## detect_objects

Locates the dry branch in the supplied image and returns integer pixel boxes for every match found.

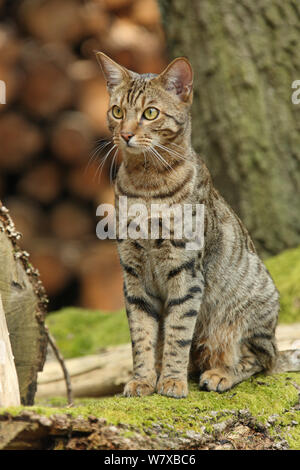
[45,329,73,405]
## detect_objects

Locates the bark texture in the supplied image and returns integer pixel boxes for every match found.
[159,0,300,255]
[0,202,48,405]
[0,410,287,450]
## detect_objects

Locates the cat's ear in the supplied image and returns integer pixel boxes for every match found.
[96,52,129,93]
[158,57,193,103]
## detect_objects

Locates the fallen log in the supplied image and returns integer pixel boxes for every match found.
[275,323,300,351]
[36,324,300,400]
[37,343,132,399]
[0,202,48,405]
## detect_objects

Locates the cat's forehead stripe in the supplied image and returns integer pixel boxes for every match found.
[127,79,145,106]
[125,74,157,107]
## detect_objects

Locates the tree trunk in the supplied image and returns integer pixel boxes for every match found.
[158,0,300,256]
[0,202,48,405]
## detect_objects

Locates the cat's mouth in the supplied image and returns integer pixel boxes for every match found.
[118,137,151,155]
[120,142,142,154]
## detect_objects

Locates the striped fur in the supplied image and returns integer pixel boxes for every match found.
[97,53,300,398]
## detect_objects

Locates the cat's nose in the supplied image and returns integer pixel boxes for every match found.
[121,132,134,143]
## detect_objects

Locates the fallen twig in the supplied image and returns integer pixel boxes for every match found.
[45,326,73,405]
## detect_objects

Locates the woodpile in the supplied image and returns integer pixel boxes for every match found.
[0,0,166,311]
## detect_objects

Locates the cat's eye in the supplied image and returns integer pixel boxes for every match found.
[112,105,123,119]
[143,107,159,120]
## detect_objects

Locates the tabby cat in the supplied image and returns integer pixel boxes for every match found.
[97,52,300,398]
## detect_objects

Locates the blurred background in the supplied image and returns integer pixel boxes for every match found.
[0,0,299,409]
[0,0,300,318]
[0,0,167,312]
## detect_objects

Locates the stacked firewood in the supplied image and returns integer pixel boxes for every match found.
[0,0,166,311]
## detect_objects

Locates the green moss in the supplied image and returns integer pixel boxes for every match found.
[3,373,300,448]
[46,308,130,358]
[265,245,300,323]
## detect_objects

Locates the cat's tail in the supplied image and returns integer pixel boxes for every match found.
[272,349,300,373]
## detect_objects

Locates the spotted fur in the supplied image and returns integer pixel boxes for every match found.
[97,52,300,398]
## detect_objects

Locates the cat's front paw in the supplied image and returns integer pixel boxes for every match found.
[156,377,188,398]
[123,377,156,397]
[199,368,234,392]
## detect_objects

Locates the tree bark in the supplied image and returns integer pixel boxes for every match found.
[158,0,300,256]
[0,202,48,405]
[0,408,286,450]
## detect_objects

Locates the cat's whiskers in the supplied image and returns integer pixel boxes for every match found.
[145,147,158,171]
[155,143,194,165]
[109,147,119,184]
[150,146,173,172]
[95,138,111,145]
[140,145,181,183]
[169,141,187,151]
[94,143,117,183]
[85,139,112,175]
[148,147,167,170]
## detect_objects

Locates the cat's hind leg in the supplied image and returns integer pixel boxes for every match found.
[199,353,262,392]
[198,336,276,392]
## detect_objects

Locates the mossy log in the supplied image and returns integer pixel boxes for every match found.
[0,408,287,450]
[2,371,300,450]
[0,202,48,405]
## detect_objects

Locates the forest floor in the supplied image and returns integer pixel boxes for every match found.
[1,373,299,450]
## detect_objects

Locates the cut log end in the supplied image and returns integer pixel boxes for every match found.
[0,201,48,405]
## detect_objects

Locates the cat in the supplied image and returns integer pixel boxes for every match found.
[96,52,300,398]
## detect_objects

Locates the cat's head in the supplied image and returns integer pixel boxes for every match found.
[96,52,193,157]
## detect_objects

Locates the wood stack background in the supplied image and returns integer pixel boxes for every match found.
[0,0,166,311]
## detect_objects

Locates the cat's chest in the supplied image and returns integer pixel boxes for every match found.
[117,234,194,299]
